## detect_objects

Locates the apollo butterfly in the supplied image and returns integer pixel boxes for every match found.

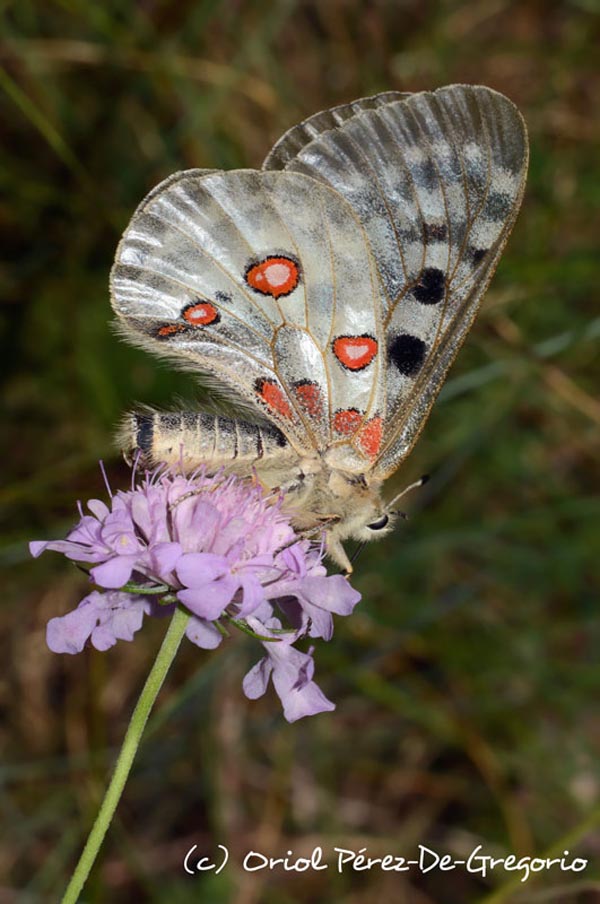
[111,85,528,572]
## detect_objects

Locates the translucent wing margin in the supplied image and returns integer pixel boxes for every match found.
[265,85,529,477]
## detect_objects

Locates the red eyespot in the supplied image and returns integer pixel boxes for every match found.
[256,378,292,418]
[294,381,324,418]
[182,301,220,326]
[156,323,187,338]
[332,335,378,371]
[333,408,363,436]
[356,415,383,459]
[246,256,300,298]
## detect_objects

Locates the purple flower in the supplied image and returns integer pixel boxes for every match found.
[31,465,361,721]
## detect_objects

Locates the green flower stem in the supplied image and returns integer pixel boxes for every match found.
[61,605,190,904]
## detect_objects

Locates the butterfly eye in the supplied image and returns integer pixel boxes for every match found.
[366,514,389,531]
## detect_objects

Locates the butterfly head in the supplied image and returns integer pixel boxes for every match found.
[310,471,430,572]
[314,487,396,574]
[288,467,395,571]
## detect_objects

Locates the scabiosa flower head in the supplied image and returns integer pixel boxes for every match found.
[31,465,361,721]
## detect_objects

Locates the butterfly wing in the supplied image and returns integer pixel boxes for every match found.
[110,167,386,469]
[263,85,529,478]
[264,91,408,170]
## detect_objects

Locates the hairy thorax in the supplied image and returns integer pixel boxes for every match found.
[276,456,389,542]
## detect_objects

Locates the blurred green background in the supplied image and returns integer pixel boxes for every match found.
[2,1,599,902]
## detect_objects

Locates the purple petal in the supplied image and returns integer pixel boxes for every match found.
[149,541,182,579]
[91,603,145,651]
[90,554,139,588]
[176,552,229,588]
[250,600,276,623]
[265,519,296,553]
[281,543,307,576]
[100,511,141,554]
[275,597,305,633]
[46,593,104,654]
[177,575,239,619]
[236,573,267,616]
[293,646,316,688]
[277,676,335,722]
[269,646,334,721]
[242,656,273,699]
[29,538,106,563]
[129,493,153,538]
[184,499,222,549]
[66,516,105,546]
[257,642,336,722]
[236,555,281,584]
[87,499,110,520]
[30,540,49,558]
[300,603,334,641]
[185,617,223,649]
[131,492,171,545]
[210,516,251,556]
[299,575,362,615]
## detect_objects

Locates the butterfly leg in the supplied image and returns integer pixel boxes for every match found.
[293,513,353,573]
[325,534,354,576]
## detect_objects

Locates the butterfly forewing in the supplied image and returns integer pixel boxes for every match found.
[111,169,385,465]
[264,85,528,476]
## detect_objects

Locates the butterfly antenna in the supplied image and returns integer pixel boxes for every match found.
[386,474,429,513]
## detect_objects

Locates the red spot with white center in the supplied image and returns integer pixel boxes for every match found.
[332,335,378,371]
[182,301,220,326]
[246,256,299,298]
[256,378,292,419]
[294,381,324,418]
[356,415,383,459]
[333,408,363,436]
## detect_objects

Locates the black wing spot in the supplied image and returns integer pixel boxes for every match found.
[424,223,447,242]
[412,267,445,305]
[264,424,288,448]
[485,191,512,222]
[413,159,438,189]
[388,334,427,377]
[470,247,488,265]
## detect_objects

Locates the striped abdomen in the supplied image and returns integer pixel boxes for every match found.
[120,410,297,475]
